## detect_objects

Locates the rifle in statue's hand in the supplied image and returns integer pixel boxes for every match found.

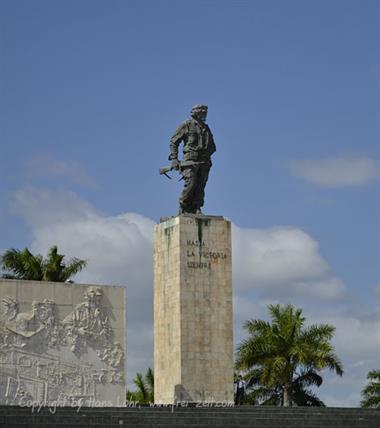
[159,165,174,179]
[160,161,203,181]
[159,160,199,180]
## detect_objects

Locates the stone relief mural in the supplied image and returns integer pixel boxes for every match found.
[0,284,125,406]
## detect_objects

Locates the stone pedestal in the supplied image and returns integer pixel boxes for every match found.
[154,214,233,404]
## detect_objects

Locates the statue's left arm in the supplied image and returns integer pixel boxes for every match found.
[207,126,216,156]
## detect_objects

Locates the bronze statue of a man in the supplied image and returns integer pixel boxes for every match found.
[168,104,216,214]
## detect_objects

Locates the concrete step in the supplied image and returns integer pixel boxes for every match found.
[0,406,379,428]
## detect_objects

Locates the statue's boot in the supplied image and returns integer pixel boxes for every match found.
[179,206,198,215]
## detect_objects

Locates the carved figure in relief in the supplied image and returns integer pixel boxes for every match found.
[71,371,84,396]
[0,286,125,405]
[33,299,60,346]
[100,341,124,368]
[0,288,123,365]
[2,299,61,351]
[109,369,124,384]
[0,297,18,322]
[7,302,39,335]
[0,297,18,348]
[6,299,55,336]
[62,287,111,354]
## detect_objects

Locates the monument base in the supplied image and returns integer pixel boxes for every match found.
[154,214,234,404]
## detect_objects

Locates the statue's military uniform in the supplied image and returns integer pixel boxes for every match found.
[169,117,216,213]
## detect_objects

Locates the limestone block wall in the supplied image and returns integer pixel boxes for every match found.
[0,279,126,407]
[154,215,233,404]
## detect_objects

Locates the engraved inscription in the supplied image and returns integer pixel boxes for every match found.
[187,261,211,269]
[187,240,205,246]
[199,251,226,260]
[185,239,228,269]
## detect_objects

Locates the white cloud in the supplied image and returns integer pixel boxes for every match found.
[288,278,347,300]
[289,154,380,187]
[27,155,96,187]
[233,225,329,287]
[232,224,346,300]
[12,187,98,229]
[320,312,380,362]
[314,310,380,407]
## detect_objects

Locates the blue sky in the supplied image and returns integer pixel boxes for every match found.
[0,0,379,406]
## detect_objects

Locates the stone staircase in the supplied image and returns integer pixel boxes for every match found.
[0,405,379,428]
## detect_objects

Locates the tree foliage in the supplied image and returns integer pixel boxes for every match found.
[361,370,380,408]
[243,367,325,406]
[127,368,154,404]
[1,246,87,282]
[236,304,343,406]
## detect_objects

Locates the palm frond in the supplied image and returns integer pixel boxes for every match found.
[133,372,148,401]
[361,396,380,408]
[60,258,87,281]
[361,369,380,408]
[1,248,44,280]
[1,246,86,283]
[367,370,380,381]
[235,303,343,407]
[294,370,323,388]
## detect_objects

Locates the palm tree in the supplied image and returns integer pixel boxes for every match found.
[244,367,325,406]
[236,304,343,407]
[361,370,380,408]
[1,246,86,282]
[127,368,154,404]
